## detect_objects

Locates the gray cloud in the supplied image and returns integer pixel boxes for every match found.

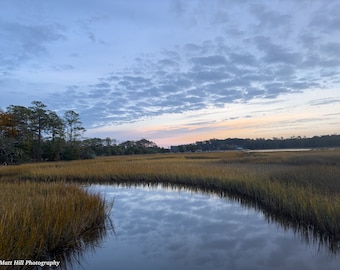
[264,82,290,98]
[1,0,336,134]
[321,42,340,57]
[309,2,340,33]
[47,28,337,129]
[299,32,320,50]
[190,55,228,66]
[0,21,66,70]
[229,52,257,67]
[250,3,292,30]
[253,36,301,65]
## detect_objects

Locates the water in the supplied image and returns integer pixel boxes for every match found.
[70,184,339,270]
[246,148,311,152]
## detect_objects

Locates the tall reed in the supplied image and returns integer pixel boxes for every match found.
[0,181,112,265]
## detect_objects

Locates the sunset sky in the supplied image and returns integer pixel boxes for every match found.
[1,0,339,147]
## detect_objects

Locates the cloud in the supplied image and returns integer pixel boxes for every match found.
[46,28,336,129]
[309,98,340,106]
[228,52,257,66]
[321,42,340,56]
[250,3,292,30]
[190,55,228,66]
[52,64,74,71]
[1,0,338,142]
[0,20,66,70]
[252,36,301,65]
[309,1,340,33]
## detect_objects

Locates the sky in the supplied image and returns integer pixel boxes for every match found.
[0,0,339,147]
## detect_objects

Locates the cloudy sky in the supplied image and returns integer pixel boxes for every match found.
[1,0,339,147]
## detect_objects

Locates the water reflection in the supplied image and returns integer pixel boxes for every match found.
[54,216,114,270]
[227,193,340,255]
[106,181,340,255]
[70,183,340,270]
[29,201,114,270]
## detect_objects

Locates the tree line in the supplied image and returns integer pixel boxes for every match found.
[0,101,167,164]
[171,135,340,152]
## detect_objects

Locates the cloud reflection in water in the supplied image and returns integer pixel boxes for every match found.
[74,185,339,270]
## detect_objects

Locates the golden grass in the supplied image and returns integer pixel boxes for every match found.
[0,149,340,247]
[0,181,112,264]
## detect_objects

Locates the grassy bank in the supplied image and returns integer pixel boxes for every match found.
[1,149,340,250]
[0,181,112,265]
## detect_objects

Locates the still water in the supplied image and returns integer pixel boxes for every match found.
[71,184,339,270]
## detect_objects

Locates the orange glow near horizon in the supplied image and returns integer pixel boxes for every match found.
[86,94,340,148]
[147,110,339,147]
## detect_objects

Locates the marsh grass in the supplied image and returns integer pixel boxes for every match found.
[0,181,113,267]
[1,149,340,252]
